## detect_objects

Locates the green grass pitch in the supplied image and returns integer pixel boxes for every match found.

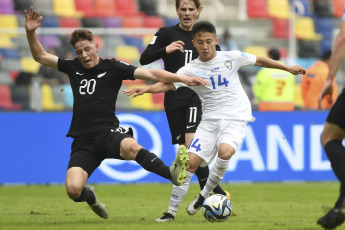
[0,182,339,230]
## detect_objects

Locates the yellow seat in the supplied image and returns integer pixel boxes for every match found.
[52,0,83,17]
[295,17,323,41]
[0,35,15,48]
[267,0,290,19]
[0,15,19,37]
[115,45,140,63]
[243,46,268,57]
[41,84,64,110]
[128,84,162,111]
[20,57,41,74]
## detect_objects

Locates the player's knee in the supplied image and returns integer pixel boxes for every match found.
[120,138,142,160]
[65,183,83,200]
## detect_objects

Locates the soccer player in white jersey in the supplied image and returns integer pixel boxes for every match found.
[124,21,306,218]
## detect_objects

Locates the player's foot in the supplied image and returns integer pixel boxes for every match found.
[225,190,231,201]
[317,207,345,229]
[187,194,206,215]
[85,185,109,219]
[170,145,188,186]
[155,212,175,222]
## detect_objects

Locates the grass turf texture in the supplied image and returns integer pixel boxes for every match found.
[0,182,339,230]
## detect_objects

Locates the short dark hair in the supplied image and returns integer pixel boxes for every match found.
[268,48,280,60]
[70,29,94,47]
[321,50,332,61]
[192,21,217,37]
[175,0,203,19]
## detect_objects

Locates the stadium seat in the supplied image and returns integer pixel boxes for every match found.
[33,0,53,16]
[164,18,180,26]
[94,0,117,17]
[41,84,64,111]
[267,0,290,19]
[0,0,15,14]
[37,35,62,48]
[152,93,164,110]
[312,0,332,17]
[59,17,81,28]
[123,36,143,49]
[315,17,334,36]
[0,35,15,48]
[0,58,22,71]
[0,14,18,37]
[52,0,82,17]
[128,84,162,110]
[116,0,142,16]
[297,40,320,58]
[272,18,290,38]
[20,57,41,74]
[295,17,323,41]
[115,45,140,64]
[102,17,122,28]
[13,0,31,13]
[244,46,268,57]
[81,17,103,28]
[144,16,164,28]
[122,15,144,28]
[41,16,60,28]
[11,84,30,109]
[74,0,95,17]
[333,0,345,18]
[246,0,268,18]
[0,48,20,59]
[0,84,22,110]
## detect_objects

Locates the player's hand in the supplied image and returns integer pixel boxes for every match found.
[287,65,306,75]
[182,76,209,87]
[25,7,42,32]
[166,41,185,54]
[123,87,148,98]
[318,79,333,110]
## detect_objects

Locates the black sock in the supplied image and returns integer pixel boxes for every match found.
[195,166,226,195]
[135,148,171,180]
[324,139,345,208]
[73,187,96,205]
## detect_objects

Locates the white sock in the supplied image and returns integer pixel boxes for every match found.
[201,157,229,198]
[168,171,193,215]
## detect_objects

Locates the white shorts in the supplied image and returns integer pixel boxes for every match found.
[187,119,247,167]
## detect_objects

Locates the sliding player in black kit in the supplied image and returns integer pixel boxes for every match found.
[25,6,208,219]
[140,0,230,222]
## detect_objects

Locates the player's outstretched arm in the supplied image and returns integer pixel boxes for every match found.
[123,82,174,98]
[133,67,208,86]
[25,7,58,69]
[255,56,306,75]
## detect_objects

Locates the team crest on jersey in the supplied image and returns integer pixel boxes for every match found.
[224,60,232,70]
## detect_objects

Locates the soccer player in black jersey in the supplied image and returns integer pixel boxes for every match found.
[24,7,208,219]
[140,0,229,222]
[317,5,345,229]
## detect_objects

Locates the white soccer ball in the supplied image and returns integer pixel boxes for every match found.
[202,194,231,222]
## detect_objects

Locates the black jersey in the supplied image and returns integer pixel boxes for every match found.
[140,24,201,111]
[58,58,136,138]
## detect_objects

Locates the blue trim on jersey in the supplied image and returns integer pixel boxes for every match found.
[120,61,130,65]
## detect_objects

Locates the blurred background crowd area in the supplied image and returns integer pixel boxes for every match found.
[0,0,345,112]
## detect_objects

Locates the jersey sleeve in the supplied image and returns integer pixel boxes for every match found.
[230,50,256,68]
[58,58,79,74]
[110,59,137,80]
[139,27,171,65]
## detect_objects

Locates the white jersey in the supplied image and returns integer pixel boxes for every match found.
[175,50,256,122]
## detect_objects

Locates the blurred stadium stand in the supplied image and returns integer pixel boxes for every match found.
[0,0,344,111]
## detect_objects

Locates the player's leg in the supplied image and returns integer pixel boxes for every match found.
[66,145,108,219]
[185,103,229,199]
[317,91,345,229]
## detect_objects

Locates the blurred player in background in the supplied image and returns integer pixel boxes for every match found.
[301,50,338,110]
[139,0,229,222]
[126,21,306,218]
[317,6,345,230]
[24,6,210,220]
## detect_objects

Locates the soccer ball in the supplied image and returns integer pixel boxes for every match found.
[202,194,231,222]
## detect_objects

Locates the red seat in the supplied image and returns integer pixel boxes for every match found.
[94,0,117,17]
[0,84,22,110]
[144,16,164,28]
[74,0,95,17]
[333,0,345,18]
[272,18,289,38]
[247,0,268,18]
[59,17,81,28]
[116,0,143,16]
[152,92,164,109]
[122,15,144,28]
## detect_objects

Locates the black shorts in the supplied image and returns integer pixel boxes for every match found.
[326,88,345,130]
[166,102,202,145]
[67,128,133,177]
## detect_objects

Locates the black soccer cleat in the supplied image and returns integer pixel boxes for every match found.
[317,208,345,229]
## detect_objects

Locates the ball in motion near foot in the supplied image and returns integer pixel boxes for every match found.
[202,194,231,222]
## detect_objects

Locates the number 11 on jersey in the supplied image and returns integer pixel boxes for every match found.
[185,50,193,65]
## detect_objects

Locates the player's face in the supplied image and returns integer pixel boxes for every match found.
[192,32,218,62]
[176,0,200,31]
[73,40,100,69]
